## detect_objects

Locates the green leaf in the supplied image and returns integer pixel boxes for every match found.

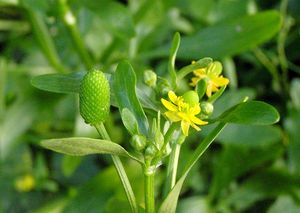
[158,123,226,213]
[40,137,141,163]
[177,196,211,213]
[267,196,300,213]
[196,79,207,100]
[290,78,300,110]
[121,108,139,136]
[284,111,300,173]
[225,169,300,211]
[217,124,282,147]
[31,72,84,94]
[142,11,281,59]
[112,60,149,136]
[218,101,280,125]
[209,143,283,200]
[83,0,135,40]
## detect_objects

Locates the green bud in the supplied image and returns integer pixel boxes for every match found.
[79,70,110,125]
[144,70,157,87]
[162,143,171,157]
[144,145,157,161]
[200,102,214,116]
[183,90,199,106]
[130,135,147,152]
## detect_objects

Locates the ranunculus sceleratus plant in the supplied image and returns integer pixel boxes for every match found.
[33,33,279,213]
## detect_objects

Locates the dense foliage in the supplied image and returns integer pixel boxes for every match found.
[0,0,300,212]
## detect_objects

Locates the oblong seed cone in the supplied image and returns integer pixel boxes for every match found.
[79,70,110,125]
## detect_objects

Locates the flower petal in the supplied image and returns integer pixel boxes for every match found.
[191,116,208,125]
[168,91,178,103]
[181,120,190,136]
[206,83,213,97]
[190,122,201,131]
[213,76,229,86]
[177,112,190,121]
[165,111,181,122]
[161,99,177,111]
[189,104,201,115]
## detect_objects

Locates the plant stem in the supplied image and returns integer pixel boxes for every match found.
[58,1,93,69]
[0,59,6,120]
[277,0,293,94]
[253,48,281,92]
[25,8,66,73]
[144,167,155,213]
[177,57,212,80]
[163,143,181,197]
[94,123,138,213]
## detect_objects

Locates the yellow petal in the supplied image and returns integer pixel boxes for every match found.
[161,99,177,111]
[177,112,190,121]
[189,104,201,115]
[190,77,199,87]
[190,122,201,131]
[181,120,190,136]
[165,111,181,122]
[191,116,208,125]
[168,91,178,103]
[206,83,213,97]
[213,76,229,86]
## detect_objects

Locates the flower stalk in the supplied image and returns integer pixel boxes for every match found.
[95,123,138,213]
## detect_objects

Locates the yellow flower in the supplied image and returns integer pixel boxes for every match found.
[190,61,229,97]
[15,174,35,192]
[161,91,208,136]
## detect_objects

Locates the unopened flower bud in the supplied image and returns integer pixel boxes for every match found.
[144,70,157,87]
[144,145,157,161]
[130,134,147,152]
[200,101,214,116]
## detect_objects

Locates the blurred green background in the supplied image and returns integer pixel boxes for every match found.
[0,0,300,212]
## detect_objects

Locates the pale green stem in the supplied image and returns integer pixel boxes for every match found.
[176,57,212,80]
[25,8,66,73]
[94,123,138,213]
[253,48,281,92]
[163,143,181,198]
[144,167,155,213]
[59,1,93,69]
[277,0,293,94]
[0,59,6,120]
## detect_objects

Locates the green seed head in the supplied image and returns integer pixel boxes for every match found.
[79,70,110,125]
[183,90,199,106]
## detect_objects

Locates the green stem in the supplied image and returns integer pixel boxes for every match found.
[183,123,226,174]
[144,167,155,213]
[177,57,212,80]
[59,1,93,69]
[0,59,6,120]
[25,8,66,73]
[277,0,293,94]
[94,123,138,213]
[253,48,281,92]
[163,143,181,198]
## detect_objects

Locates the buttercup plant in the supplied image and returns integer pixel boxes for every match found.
[32,33,280,213]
